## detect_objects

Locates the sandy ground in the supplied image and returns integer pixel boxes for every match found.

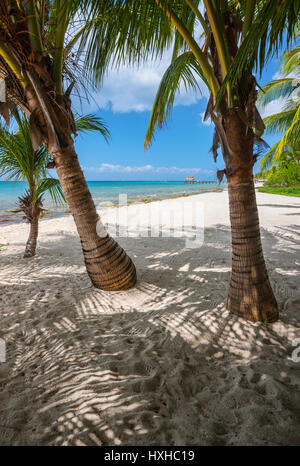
[0,190,299,446]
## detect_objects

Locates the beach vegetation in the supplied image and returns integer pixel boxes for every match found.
[258,32,300,172]
[264,156,300,187]
[258,186,300,197]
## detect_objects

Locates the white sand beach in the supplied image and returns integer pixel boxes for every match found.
[0,190,299,446]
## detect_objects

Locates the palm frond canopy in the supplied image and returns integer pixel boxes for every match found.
[258,32,300,106]
[0,1,173,102]
[0,0,174,153]
[216,0,299,106]
[259,138,300,172]
[259,36,300,169]
[0,1,298,154]
[139,0,299,147]
[263,108,298,135]
[258,78,300,106]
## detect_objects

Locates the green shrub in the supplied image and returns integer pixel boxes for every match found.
[265,159,300,186]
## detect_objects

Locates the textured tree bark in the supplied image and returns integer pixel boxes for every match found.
[23,71,136,291]
[24,215,39,258]
[53,145,137,290]
[224,110,278,322]
[227,176,278,322]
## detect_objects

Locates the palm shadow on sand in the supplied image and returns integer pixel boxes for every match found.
[0,225,299,445]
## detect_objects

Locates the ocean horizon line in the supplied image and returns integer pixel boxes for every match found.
[0,179,220,183]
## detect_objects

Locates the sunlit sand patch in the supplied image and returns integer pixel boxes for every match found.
[0,191,299,445]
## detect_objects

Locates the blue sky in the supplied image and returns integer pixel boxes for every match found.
[73,50,285,182]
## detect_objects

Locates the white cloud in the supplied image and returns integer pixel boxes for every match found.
[257,70,299,119]
[82,163,214,175]
[199,112,212,126]
[257,97,286,119]
[75,49,209,114]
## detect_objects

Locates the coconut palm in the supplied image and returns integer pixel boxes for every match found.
[258,33,300,172]
[0,111,110,258]
[0,114,64,257]
[260,140,300,173]
[137,0,298,322]
[0,0,140,290]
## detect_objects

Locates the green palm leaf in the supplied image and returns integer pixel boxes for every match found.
[34,178,65,205]
[259,141,281,171]
[271,104,300,159]
[258,37,300,169]
[74,113,110,143]
[171,1,198,61]
[0,122,30,182]
[145,51,205,148]
[216,0,299,107]
[0,114,65,205]
[75,0,174,87]
[0,110,109,206]
[258,78,300,106]
[263,108,298,135]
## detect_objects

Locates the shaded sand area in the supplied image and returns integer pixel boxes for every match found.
[0,191,299,446]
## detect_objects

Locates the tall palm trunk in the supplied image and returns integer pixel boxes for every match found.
[53,145,137,290]
[224,110,278,322]
[24,214,39,258]
[24,73,136,291]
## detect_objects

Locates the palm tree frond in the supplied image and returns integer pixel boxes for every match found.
[263,108,298,135]
[259,141,281,172]
[78,0,174,87]
[145,51,204,149]
[281,46,300,76]
[216,0,299,107]
[74,113,110,143]
[258,78,300,106]
[34,178,65,205]
[0,122,31,182]
[272,104,300,160]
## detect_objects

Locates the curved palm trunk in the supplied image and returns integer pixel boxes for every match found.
[53,145,137,290]
[24,215,39,258]
[224,110,278,323]
[23,71,136,291]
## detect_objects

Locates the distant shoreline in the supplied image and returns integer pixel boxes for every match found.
[0,182,225,225]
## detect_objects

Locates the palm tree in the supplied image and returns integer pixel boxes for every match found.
[0,1,138,290]
[139,0,298,322]
[260,140,300,173]
[0,114,64,257]
[0,112,109,258]
[258,33,300,172]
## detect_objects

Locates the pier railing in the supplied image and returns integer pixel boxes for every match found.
[184,180,227,184]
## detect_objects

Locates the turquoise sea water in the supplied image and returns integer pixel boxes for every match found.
[0,180,225,223]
